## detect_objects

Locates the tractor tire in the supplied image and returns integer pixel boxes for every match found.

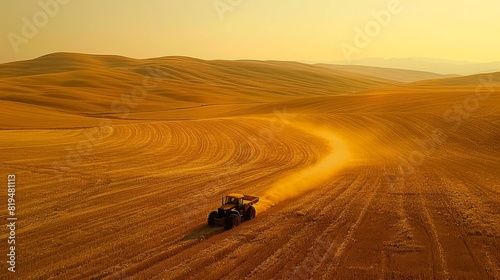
[224,214,241,230]
[244,206,256,221]
[208,211,217,226]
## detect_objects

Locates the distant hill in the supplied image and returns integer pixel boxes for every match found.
[411,72,500,87]
[335,57,500,75]
[315,64,457,83]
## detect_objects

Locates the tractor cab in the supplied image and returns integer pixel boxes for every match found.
[222,193,244,209]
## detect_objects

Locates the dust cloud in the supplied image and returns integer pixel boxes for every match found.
[255,124,351,212]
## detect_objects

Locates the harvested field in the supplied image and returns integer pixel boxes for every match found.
[0,53,499,279]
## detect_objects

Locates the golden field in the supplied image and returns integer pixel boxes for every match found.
[0,53,499,279]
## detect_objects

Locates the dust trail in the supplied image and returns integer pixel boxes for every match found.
[255,123,350,212]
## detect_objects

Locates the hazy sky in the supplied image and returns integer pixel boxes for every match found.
[1,0,499,63]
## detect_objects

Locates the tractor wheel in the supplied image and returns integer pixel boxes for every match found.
[224,214,241,230]
[208,211,217,226]
[244,206,256,221]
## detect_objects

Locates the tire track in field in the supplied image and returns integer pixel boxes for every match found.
[378,166,421,279]
[426,164,498,279]
[242,168,367,280]
[414,171,450,279]
[265,167,370,279]
[319,170,384,279]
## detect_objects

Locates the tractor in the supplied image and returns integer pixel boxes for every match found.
[208,193,259,230]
